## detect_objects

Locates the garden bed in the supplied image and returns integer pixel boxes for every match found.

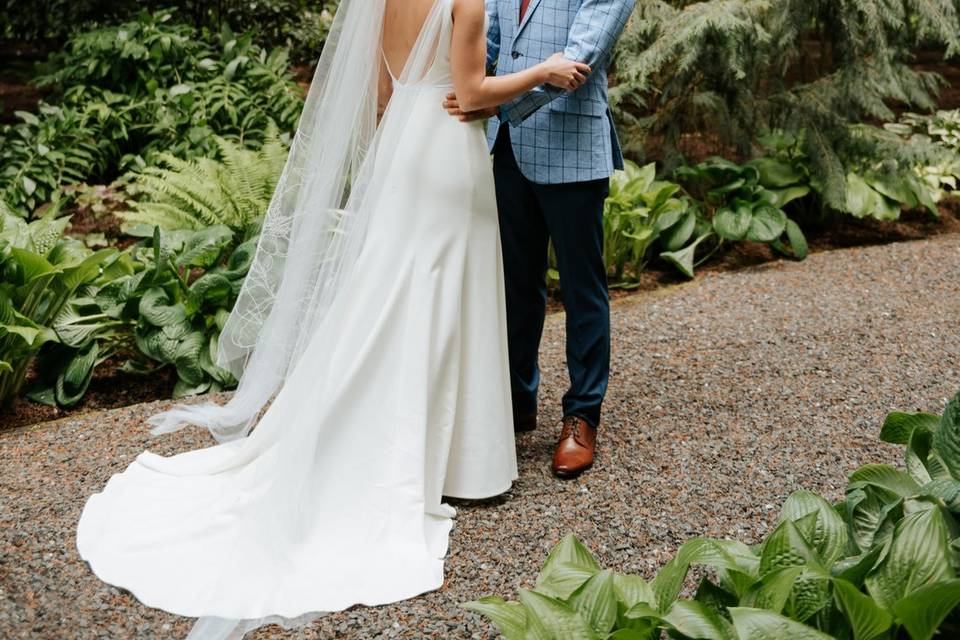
[2,201,957,433]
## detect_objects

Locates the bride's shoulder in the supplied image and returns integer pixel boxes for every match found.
[451,0,485,20]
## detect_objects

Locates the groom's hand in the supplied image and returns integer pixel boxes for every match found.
[444,92,498,122]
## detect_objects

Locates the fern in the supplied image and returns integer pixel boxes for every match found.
[120,124,289,233]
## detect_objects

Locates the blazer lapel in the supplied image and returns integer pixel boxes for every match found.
[516,0,543,40]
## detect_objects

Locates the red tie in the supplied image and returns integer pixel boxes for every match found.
[520,0,531,21]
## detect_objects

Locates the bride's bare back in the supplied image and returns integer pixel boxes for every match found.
[380,0,591,114]
[382,0,439,78]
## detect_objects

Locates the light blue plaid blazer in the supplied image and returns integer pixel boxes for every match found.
[485,0,635,185]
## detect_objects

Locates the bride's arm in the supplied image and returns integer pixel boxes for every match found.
[450,0,591,112]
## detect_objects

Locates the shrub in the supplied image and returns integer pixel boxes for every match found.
[0,9,304,216]
[611,0,960,211]
[29,225,252,406]
[466,389,960,639]
[0,202,116,406]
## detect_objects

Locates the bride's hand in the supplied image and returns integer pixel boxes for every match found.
[538,53,591,92]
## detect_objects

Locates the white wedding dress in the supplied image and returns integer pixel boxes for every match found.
[77,0,517,634]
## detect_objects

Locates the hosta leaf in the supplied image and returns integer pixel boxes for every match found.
[881,412,940,445]
[568,569,617,634]
[712,206,751,241]
[659,232,712,279]
[9,247,56,282]
[662,600,735,640]
[694,577,738,617]
[188,272,232,310]
[728,607,834,639]
[759,520,821,576]
[139,287,187,327]
[785,568,831,622]
[535,535,601,599]
[59,248,116,292]
[175,225,234,269]
[63,341,98,390]
[906,427,937,485]
[740,566,803,613]
[659,209,696,251]
[172,377,211,398]
[463,596,526,640]
[845,172,884,219]
[921,479,960,513]
[892,578,960,640]
[765,185,811,208]
[780,491,849,564]
[850,465,922,497]
[613,573,655,609]
[845,484,903,554]
[832,578,893,640]
[0,323,41,346]
[784,219,808,259]
[745,205,787,243]
[55,342,99,407]
[935,390,960,480]
[865,508,953,610]
[0,360,12,373]
[749,157,804,188]
[174,331,206,387]
[650,539,717,612]
[517,588,597,640]
[832,544,885,587]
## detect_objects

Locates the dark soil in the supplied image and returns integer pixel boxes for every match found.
[0,357,177,432]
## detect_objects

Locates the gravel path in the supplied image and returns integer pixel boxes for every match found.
[3,235,959,639]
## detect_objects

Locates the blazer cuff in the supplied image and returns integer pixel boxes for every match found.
[501,85,563,125]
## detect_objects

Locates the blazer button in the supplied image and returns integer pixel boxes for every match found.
[511,51,520,59]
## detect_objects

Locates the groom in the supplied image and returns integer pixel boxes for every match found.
[445,0,635,478]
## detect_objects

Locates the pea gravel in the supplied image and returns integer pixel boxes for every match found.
[2,234,959,639]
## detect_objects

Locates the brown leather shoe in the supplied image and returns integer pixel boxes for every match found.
[552,415,597,479]
[514,410,537,433]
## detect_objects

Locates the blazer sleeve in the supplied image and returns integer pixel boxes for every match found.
[499,0,635,126]
[485,0,500,73]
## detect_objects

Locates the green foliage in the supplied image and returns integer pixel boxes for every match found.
[611,0,960,209]
[886,109,960,153]
[602,161,696,287]
[0,105,117,213]
[119,128,289,233]
[1,0,335,58]
[0,9,304,216]
[675,153,810,270]
[884,109,960,203]
[29,225,251,406]
[0,204,116,406]
[466,389,960,639]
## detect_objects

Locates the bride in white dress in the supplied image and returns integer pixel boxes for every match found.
[76,0,590,637]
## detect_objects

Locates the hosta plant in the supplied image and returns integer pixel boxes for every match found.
[466,389,960,639]
[602,161,694,288]
[0,206,116,406]
[29,225,252,406]
[671,154,810,277]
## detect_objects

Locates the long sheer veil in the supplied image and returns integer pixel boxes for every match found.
[145,0,436,443]
[140,0,457,637]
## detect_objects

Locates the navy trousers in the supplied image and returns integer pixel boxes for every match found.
[492,124,611,428]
